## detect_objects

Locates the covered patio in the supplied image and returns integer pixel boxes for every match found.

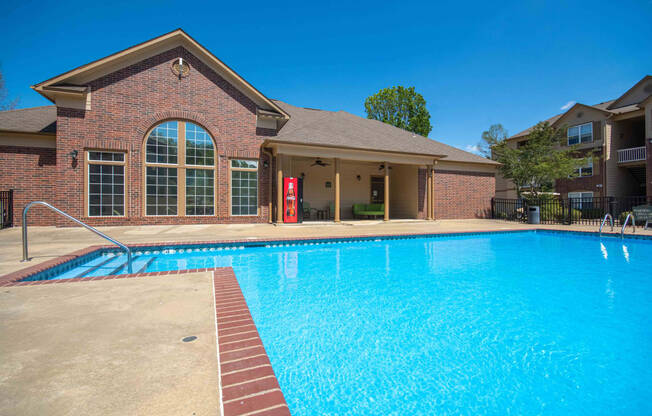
[267,142,441,223]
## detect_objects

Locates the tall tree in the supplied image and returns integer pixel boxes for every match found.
[492,121,586,198]
[478,124,508,159]
[0,68,19,111]
[364,86,432,137]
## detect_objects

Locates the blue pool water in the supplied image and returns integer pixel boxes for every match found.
[29,231,652,415]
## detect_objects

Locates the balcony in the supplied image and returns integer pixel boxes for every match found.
[617,146,646,165]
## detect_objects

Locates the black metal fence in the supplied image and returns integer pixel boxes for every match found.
[492,195,652,226]
[0,190,13,228]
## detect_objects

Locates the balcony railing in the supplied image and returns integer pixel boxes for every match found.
[617,146,646,164]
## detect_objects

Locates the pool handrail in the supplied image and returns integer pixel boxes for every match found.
[599,213,614,235]
[21,201,133,273]
[621,213,635,238]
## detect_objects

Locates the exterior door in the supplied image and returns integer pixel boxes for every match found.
[370,176,384,203]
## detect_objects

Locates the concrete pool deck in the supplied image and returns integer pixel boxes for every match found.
[0,272,220,416]
[1,218,651,415]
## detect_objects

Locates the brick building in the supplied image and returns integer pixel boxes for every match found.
[0,29,497,227]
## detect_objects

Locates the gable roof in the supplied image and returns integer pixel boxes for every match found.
[32,29,288,120]
[509,75,652,141]
[607,75,652,110]
[0,106,56,134]
[269,100,499,165]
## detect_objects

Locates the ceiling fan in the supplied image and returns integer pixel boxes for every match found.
[310,158,330,167]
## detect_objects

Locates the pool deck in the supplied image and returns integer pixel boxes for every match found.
[1,218,651,415]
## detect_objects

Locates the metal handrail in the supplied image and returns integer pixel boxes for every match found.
[22,201,132,273]
[621,213,636,238]
[599,213,614,235]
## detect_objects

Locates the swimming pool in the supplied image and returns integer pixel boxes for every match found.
[21,230,652,414]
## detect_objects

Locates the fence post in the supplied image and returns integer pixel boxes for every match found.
[491,197,495,219]
[568,198,573,225]
[8,189,13,227]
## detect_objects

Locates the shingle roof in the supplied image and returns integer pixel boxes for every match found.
[0,106,56,134]
[271,100,498,165]
[507,89,651,141]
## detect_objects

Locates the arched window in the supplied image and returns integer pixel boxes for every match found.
[144,121,216,216]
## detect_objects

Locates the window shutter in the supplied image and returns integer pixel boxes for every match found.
[592,121,602,142]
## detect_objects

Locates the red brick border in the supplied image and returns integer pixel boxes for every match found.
[213,268,291,416]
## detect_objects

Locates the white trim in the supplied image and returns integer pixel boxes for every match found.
[86,151,127,218]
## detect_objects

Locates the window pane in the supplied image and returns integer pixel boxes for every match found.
[231,159,258,169]
[87,164,125,216]
[185,123,214,166]
[580,123,593,143]
[146,167,178,216]
[146,121,178,164]
[186,169,214,216]
[88,151,125,162]
[231,165,257,216]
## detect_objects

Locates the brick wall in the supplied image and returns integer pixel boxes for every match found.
[555,150,604,198]
[53,46,275,226]
[0,146,57,225]
[434,170,495,219]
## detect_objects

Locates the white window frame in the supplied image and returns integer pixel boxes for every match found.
[568,191,593,209]
[567,122,593,146]
[573,157,593,177]
[230,159,259,217]
[86,151,127,217]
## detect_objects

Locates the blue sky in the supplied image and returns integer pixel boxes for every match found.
[1,0,651,153]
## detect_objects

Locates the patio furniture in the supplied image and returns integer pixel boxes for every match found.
[353,203,385,219]
[632,205,652,230]
[316,209,328,220]
[303,202,316,220]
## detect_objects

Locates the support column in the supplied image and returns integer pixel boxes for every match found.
[426,166,433,220]
[334,158,341,222]
[384,162,390,221]
[431,166,436,220]
[276,154,283,223]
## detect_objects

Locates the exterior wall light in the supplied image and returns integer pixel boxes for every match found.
[68,150,78,162]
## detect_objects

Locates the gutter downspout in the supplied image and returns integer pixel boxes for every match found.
[262,147,274,224]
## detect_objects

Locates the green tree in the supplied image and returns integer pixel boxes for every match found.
[364,86,432,136]
[0,68,18,111]
[492,121,587,198]
[478,124,509,159]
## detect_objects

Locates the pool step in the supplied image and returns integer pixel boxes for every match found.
[72,255,119,279]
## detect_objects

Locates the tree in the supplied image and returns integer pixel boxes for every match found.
[492,121,587,198]
[364,86,432,137]
[478,124,508,159]
[0,68,18,111]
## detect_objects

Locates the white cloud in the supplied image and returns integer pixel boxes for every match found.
[560,101,576,111]
[465,144,481,154]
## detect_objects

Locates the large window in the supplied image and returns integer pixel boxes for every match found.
[230,159,258,216]
[87,151,125,217]
[568,123,593,145]
[144,121,215,216]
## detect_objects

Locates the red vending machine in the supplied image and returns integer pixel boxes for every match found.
[283,177,303,223]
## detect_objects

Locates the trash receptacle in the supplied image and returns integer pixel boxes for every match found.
[528,206,540,224]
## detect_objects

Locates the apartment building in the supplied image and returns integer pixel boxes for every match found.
[496,75,652,200]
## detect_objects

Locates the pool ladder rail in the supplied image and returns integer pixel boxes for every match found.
[620,213,636,238]
[599,213,614,235]
[21,201,133,274]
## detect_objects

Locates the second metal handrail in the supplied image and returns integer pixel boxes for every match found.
[22,201,132,273]
[599,213,614,235]
[621,213,636,238]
